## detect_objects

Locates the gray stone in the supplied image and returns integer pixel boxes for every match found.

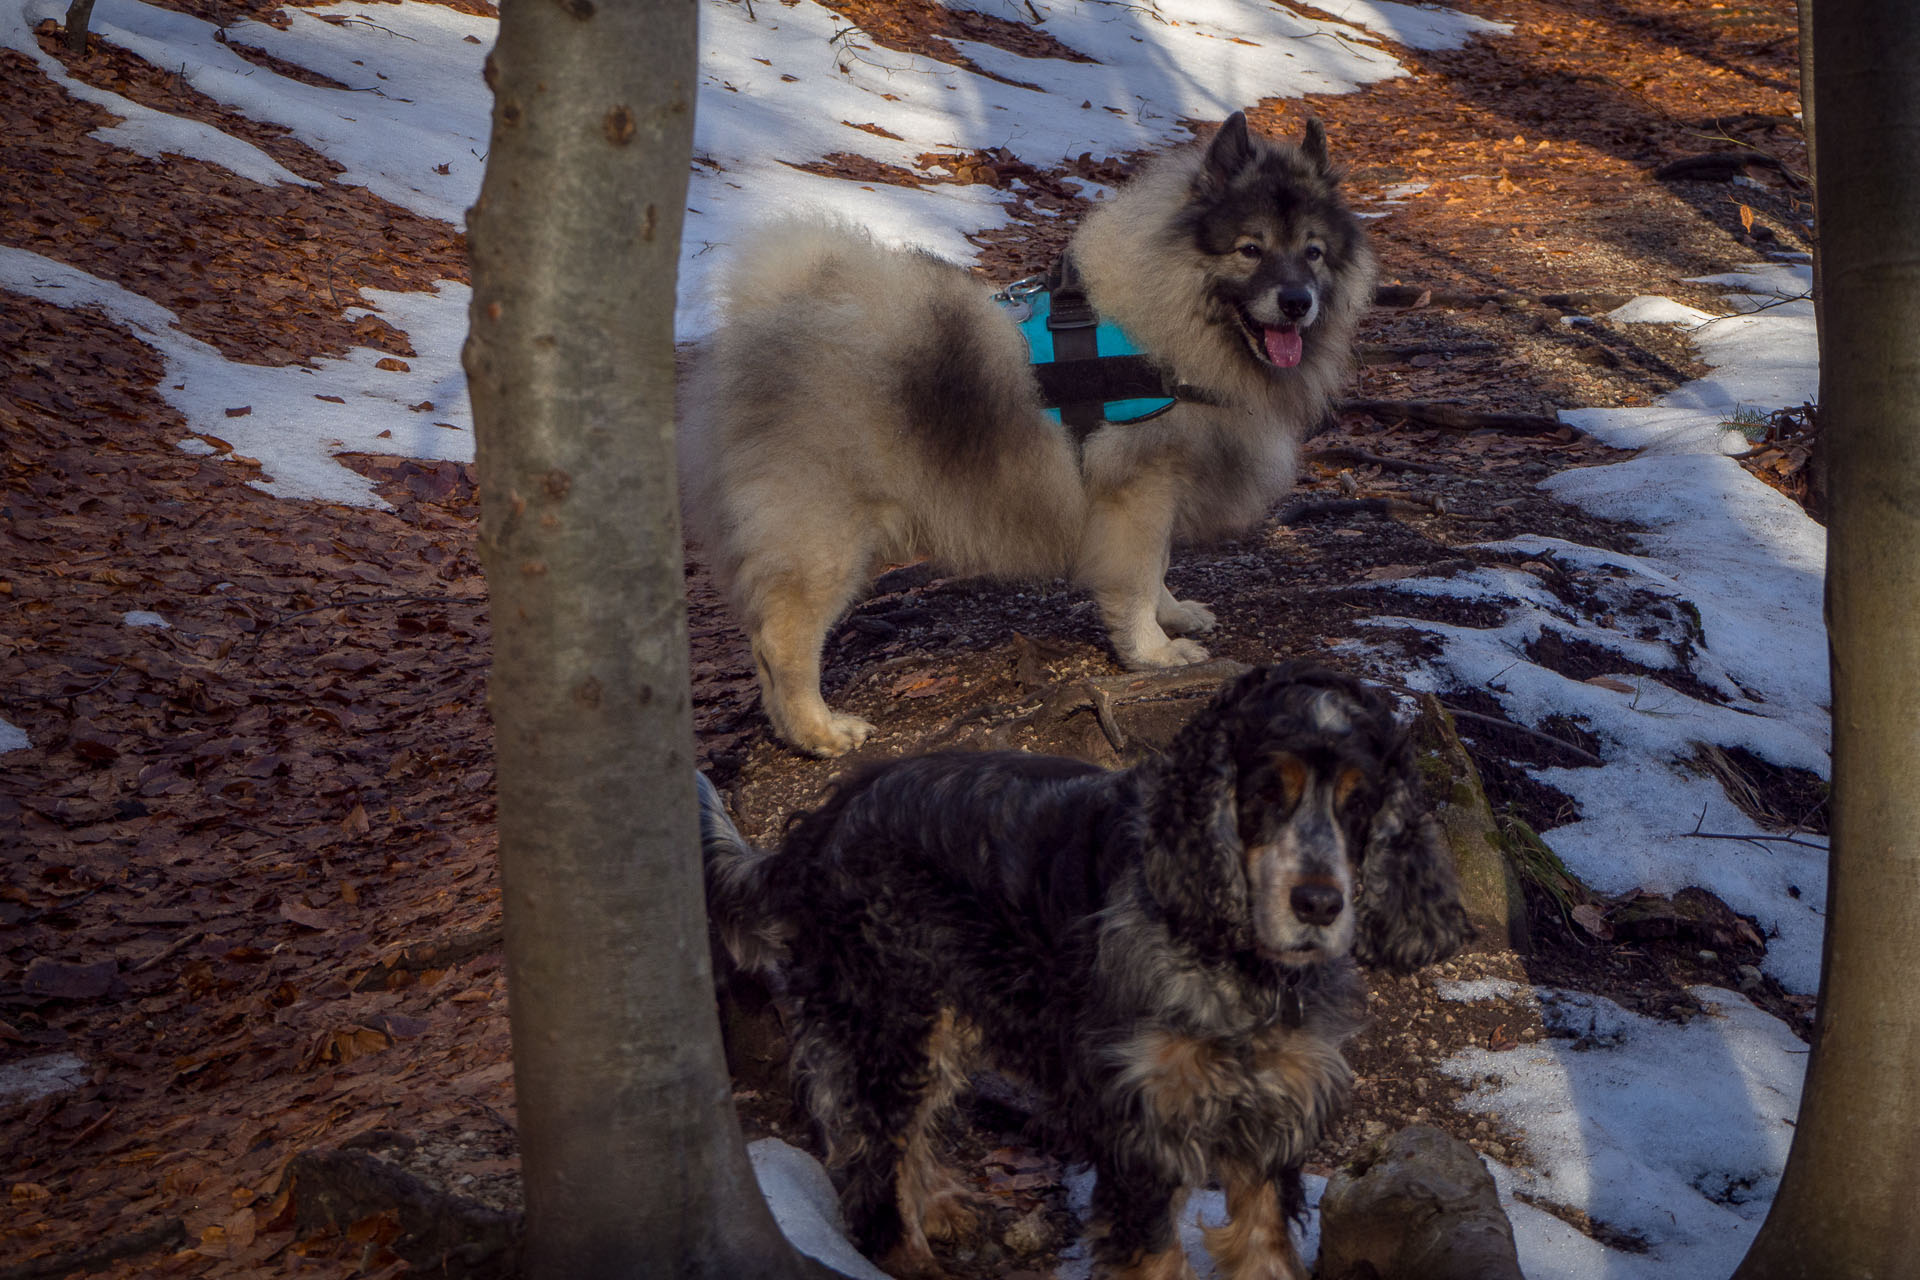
[1318,1124,1526,1280]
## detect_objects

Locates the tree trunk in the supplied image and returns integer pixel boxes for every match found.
[1794,0,1828,513]
[63,0,95,53]
[1730,5,1920,1277]
[464,3,837,1277]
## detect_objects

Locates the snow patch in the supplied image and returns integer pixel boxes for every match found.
[0,1053,88,1108]
[750,1140,892,1280]
[1056,1165,1327,1278]
[5,0,319,187]
[1446,988,1805,1280]
[0,246,471,507]
[1439,977,1537,1005]
[1607,295,1714,326]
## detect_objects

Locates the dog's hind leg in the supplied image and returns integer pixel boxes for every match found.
[742,557,877,757]
[804,1007,968,1277]
[880,1011,984,1278]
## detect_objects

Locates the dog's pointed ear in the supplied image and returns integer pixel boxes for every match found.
[1301,117,1331,175]
[1353,766,1471,972]
[1197,110,1256,194]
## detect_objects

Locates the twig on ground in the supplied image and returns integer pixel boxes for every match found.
[1340,398,1572,437]
[0,1219,185,1280]
[353,922,504,990]
[1306,447,1453,476]
[243,593,478,649]
[1375,680,1607,767]
[1680,829,1828,850]
[1435,704,1605,767]
[4,664,123,705]
[1277,497,1419,524]
[1357,340,1501,364]
[1690,291,1811,328]
[1084,680,1126,752]
[315,13,415,38]
[132,930,207,974]
[1371,284,1634,313]
[65,1104,118,1148]
[323,250,356,310]
[1684,805,1827,850]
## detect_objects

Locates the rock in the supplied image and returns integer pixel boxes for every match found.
[1413,697,1532,955]
[0,1052,89,1109]
[285,1138,521,1279]
[1318,1125,1526,1280]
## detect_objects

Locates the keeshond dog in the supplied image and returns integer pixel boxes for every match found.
[681,112,1376,756]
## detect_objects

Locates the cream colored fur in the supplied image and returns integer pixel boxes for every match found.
[680,121,1375,756]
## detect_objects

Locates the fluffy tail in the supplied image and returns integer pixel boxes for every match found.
[696,772,791,975]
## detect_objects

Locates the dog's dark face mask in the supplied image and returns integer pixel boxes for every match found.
[1228,687,1397,967]
[1180,112,1361,372]
[1143,663,1469,975]
[1234,734,1372,967]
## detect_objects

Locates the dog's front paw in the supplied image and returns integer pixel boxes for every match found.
[798,712,876,758]
[1158,597,1218,636]
[1125,636,1211,669]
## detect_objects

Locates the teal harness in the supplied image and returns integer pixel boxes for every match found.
[996,258,1215,442]
[1004,285,1178,426]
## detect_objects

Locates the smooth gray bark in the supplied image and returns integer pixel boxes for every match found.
[1732,4,1920,1276]
[464,2,837,1276]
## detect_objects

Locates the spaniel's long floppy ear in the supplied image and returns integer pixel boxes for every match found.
[1352,750,1471,972]
[1141,691,1255,956]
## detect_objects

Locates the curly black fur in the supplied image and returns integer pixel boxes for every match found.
[698,663,1468,1278]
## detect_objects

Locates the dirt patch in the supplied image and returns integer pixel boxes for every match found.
[1691,742,1830,835]
[1524,626,1732,708]
[822,0,1096,83]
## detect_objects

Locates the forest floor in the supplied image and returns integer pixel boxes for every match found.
[1,0,1815,1275]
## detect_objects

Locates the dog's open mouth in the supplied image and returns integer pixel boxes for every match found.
[1236,308,1305,369]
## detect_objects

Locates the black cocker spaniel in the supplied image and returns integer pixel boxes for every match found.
[699,662,1469,1280]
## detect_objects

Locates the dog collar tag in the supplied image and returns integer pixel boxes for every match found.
[1281,979,1305,1029]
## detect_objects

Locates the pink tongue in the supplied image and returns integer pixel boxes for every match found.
[1263,325,1303,368]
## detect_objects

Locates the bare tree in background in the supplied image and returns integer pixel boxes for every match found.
[1732,3,1920,1276]
[464,2,838,1275]
[63,0,95,52]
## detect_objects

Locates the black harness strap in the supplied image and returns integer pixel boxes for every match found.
[1045,256,1106,439]
[1031,354,1172,409]
[1024,256,1224,444]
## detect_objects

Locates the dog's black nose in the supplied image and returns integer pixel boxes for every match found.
[1290,883,1344,926]
[1278,287,1314,321]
